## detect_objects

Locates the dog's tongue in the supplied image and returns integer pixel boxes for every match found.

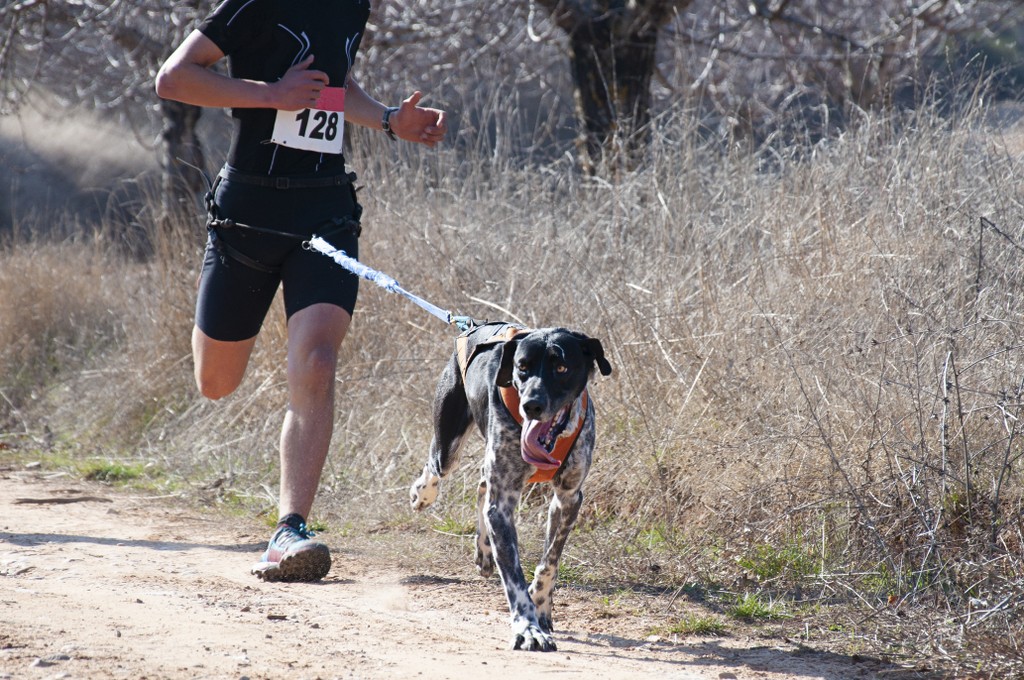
[521,419,562,469]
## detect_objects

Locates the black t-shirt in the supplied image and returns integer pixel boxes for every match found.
[199,0,371,176]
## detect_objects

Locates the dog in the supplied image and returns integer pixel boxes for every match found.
[410,322,612,651]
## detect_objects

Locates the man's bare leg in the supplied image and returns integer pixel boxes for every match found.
[251,303,351,582]
[278,303,351,520]
[192,326,256,400]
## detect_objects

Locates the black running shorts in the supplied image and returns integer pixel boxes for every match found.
[195,171,361,342]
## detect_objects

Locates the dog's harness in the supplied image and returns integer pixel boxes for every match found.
[455,323,589,484]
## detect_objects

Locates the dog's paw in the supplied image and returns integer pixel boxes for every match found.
[529,570,555,632]
[474,532,495,577]
[530,590,554,633]
[409,469,440,511]
[475,555,495,578]
[510,617,557,652]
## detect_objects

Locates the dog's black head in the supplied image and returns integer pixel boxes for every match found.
[496,328,612,416]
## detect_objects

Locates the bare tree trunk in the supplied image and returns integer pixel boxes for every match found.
[538,0,681,173]
[566,15,660,172]
[159,98,205,216]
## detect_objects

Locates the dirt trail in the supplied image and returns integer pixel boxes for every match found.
[0,469,885,679]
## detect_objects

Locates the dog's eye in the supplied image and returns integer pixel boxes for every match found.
[516,361,529,373]
[554,363,568,374]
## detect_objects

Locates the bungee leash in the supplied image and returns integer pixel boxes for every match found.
[175,158,480,332]
[304,236,478,332]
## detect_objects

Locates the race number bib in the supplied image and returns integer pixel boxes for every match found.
[271,86,345,154]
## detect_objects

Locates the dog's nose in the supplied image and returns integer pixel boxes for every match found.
[522,398,545,420]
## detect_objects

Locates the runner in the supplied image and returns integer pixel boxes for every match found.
[155,0,447,581]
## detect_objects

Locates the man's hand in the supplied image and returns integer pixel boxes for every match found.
[390,91,448,147]
[271,55,329,110]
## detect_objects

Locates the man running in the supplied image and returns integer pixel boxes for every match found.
[156,0,447,581]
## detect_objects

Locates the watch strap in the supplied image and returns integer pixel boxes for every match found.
[382,106,399,141]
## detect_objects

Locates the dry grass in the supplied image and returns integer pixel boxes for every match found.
[2,94,1023,676]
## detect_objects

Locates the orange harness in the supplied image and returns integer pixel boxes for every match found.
[456,325,588,484]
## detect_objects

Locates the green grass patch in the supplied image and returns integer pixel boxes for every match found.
[728,592,789,621]
[432,516,475,536]
[637,524,671,551]
[665,613,728,636]
[859,562,935,599]
[556,560,588,584]
[736,540,820,582]
[80,460,146,484]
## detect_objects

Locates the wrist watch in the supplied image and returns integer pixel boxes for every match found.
[382,106,399,141]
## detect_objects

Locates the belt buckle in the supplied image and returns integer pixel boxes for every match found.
[274,177,290,190]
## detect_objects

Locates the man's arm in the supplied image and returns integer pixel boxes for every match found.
[344,75,448,148]
[155,30,328,111]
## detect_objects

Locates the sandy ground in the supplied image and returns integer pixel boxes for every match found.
[0,468,894,680]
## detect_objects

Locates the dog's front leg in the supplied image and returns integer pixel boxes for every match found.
[482,475,557,652]
[530,485,583,633]
[411,356,471,511]
[474,478,495,577]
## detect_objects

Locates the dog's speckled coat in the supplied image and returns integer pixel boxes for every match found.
[410,324,612,651]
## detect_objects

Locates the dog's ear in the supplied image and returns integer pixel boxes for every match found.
[580,335,612,376]
[496,336,520,387]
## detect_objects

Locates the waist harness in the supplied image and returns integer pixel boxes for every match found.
[455,323,589,484]
[204,166,363,274]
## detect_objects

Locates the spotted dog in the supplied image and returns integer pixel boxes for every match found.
[410,322,612,652]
